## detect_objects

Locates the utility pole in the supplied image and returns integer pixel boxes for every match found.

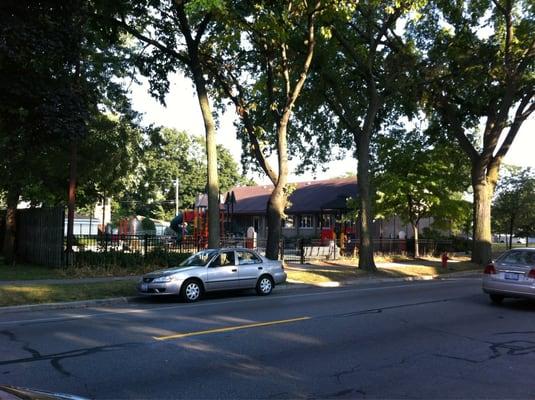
[175,177,180,216]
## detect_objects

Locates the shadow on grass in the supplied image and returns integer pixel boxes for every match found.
[286,256,481,283]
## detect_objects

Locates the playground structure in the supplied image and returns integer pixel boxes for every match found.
[177,207,227,247]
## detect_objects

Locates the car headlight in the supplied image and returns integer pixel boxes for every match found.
[153,276,173,283]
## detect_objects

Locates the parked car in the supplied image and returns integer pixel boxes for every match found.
[482,248,535,304]
[138,248,287,302]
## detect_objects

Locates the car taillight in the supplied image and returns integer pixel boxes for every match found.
[484,264,496,274]
[528,269,535,279]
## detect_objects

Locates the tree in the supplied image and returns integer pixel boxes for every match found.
[1,0,138,263]
[493,166,535,248]
[413,0,535,264]
[375,127,470,257]
[115,128,244,222]
[114,0,225,247]
[0,0,88,262]
[206,0,324,259]
[294,0,423,270]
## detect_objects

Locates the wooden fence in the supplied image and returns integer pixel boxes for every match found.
[16,207,64,267]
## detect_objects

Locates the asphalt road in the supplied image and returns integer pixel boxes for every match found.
[0,278,534,399]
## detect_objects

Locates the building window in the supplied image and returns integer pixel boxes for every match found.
[321,215,332,228]
[284,216,295,228]
[300,215,314,228]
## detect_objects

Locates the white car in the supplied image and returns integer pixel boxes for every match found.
[138,248,287,302]
[482,248,535,304]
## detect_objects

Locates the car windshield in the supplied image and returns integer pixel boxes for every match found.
[180,250,218,267]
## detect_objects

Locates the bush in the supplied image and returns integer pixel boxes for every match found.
[451,237,472,253]
[72,249,191,272]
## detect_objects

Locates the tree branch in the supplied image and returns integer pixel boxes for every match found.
[493,91,535,162]
[205,58,278,184]
[117,18,189,65]
[436,95,479,163]
[194,14,212,48]
[279,0,321,128]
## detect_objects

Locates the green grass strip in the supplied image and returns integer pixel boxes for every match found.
[0,281,137,307]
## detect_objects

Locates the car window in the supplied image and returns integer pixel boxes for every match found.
[237,250,261,265]
[501,251,528,264]
[180,250,218,266]
[212,251,235,267]
[525,252,535,266]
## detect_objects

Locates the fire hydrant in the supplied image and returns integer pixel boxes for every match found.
[441,252,449,269]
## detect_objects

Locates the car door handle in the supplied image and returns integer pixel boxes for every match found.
[232,269,237,272]
[258,267,263,270]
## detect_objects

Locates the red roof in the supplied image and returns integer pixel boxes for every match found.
[227,177,357,214]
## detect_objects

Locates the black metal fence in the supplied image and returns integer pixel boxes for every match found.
[0,226,461,268]
[72,234,202,254]
[68,235,455,264]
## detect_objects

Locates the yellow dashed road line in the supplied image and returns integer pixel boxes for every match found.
[154,316,311,341]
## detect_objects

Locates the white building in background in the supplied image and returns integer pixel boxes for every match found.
[93,198,112,227]
[64,213,101,235]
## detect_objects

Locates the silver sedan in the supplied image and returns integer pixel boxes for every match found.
[138,248,287,302]
[482,248,535,304]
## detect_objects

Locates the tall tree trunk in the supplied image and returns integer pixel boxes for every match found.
[508,216,515,250]
[266,121,289,260]
[472,178,493,265]
[192,69,220,248]
[2,189,19,264]
[412,222,419,258]
[357,131,377,271]
[266,187,285,260]
[65,141,77,266]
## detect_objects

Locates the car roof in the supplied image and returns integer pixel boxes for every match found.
[203,247,259,252]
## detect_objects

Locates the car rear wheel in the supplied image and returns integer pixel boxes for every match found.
[256,275,273,296]
[490,294,504,304]
[181,280,202,303]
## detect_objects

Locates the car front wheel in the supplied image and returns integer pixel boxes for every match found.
[181,280,202,303]
[256,276,273,296]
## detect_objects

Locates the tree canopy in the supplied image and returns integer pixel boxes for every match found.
[113,127,245,222]
[375,126,471,256]
[493,166,535,248]
[411,0,535,263]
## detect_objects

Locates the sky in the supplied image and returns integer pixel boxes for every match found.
[130,72,534,185]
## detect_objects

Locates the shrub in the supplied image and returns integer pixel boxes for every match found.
[72,249,191,273]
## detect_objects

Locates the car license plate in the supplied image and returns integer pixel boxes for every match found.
[504,272,520,281]
[141,283,148,291]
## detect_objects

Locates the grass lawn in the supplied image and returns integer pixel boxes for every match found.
[286,255,481,284]
[0,263,159,281]
[286,266,367,284]
[0,281,137,307]
[0,264,70,280]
